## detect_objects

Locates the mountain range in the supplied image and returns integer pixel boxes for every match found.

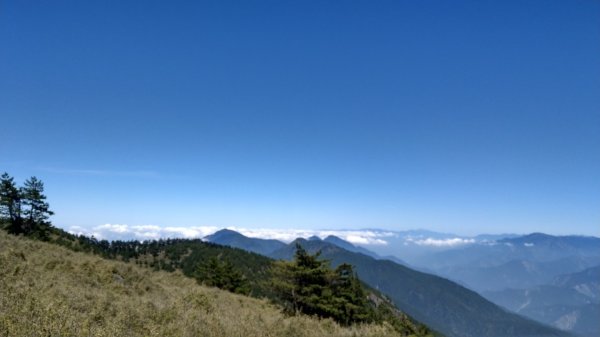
[214,228,600,337]
[402,232,600,337]
[483,265,600,337]
[205,229,573,337]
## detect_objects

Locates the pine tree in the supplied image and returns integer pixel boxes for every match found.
[331,263,371,325]
[21,177,53,237]
[196,257,250,295]
[292,244,331,316]
[1,174,54,236]
[0,172,23,234]
[272,244,373,325]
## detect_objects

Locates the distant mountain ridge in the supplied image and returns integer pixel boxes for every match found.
[499,233,600,258]
[483,265,600,337]
[319,229,521,264]
[413,233,600,291]
[553,265,600,297]
[206,228,572,337]
[274,238,573,337]
[398,232,600,337]
[205,229,409,265]
[204,229,286,256]
[323,235,379,257]
[204,228,598,337]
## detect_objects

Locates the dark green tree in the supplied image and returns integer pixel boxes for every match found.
[1,174,54,237]
[21,177,53,223]
[272,244,330,315]
[0,172,23,234]
[196,256,250,295]
[20,176,53,237]
[292,244,331,316]
[331,263,371,325]
[272,244,373,325]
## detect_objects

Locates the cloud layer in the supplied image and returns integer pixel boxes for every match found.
[67,224,479,248]
[407,237,476,247]
[68,224,220,241]
[67,224,394,245]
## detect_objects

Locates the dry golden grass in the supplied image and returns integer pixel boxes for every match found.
[0,231,413,337]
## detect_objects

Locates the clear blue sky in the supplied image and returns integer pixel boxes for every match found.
[1,0,599,236]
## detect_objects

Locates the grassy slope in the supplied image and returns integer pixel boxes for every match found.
[40,227,432,336]
[0,231,420,337]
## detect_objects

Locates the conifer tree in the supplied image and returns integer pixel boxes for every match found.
[1,173,54,236]
[272,243,373,325]
[0,172,22,233]
[21,176,54,237]
[331,263,371,324]
[196,256,250,295]
[21,177,53,223]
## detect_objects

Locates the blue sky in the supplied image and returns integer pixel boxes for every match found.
[1,0,599,236]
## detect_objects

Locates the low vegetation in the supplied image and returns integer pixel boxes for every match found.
[0,231,423,337]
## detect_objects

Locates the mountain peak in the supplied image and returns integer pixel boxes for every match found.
[323,235,350,244]
[523,232,553,240]
[500,233,600,250]
[206,228,243,239]
[204,228,286,255]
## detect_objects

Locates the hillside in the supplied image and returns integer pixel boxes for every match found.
[553,265,600,294]
[270,239,573,337]
[483,265,600,337]
[0,231,426,337]
[410,233,600,294]
[42,226,430,334]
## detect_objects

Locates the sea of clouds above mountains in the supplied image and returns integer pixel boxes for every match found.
[67,224,477,247]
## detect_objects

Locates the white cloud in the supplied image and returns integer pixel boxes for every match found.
[96,224,130,233]
[68,224,219,241]
[408,237,475,247]
[524,242,534,247]
[225,228,392,246]
[67,224,392,245]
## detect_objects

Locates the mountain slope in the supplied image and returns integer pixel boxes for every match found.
[483,265,600,337]
[419,233,600,268]
[435,256,598,292]
[0,231,421,337]
[413,233,600,292]
[500,234,600,256]
[26,227,433,335]
[205,229,286,256]
[552,265,600,298]
[270,239,572,337]
[321,235,410,266]
[323,235,381,257]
